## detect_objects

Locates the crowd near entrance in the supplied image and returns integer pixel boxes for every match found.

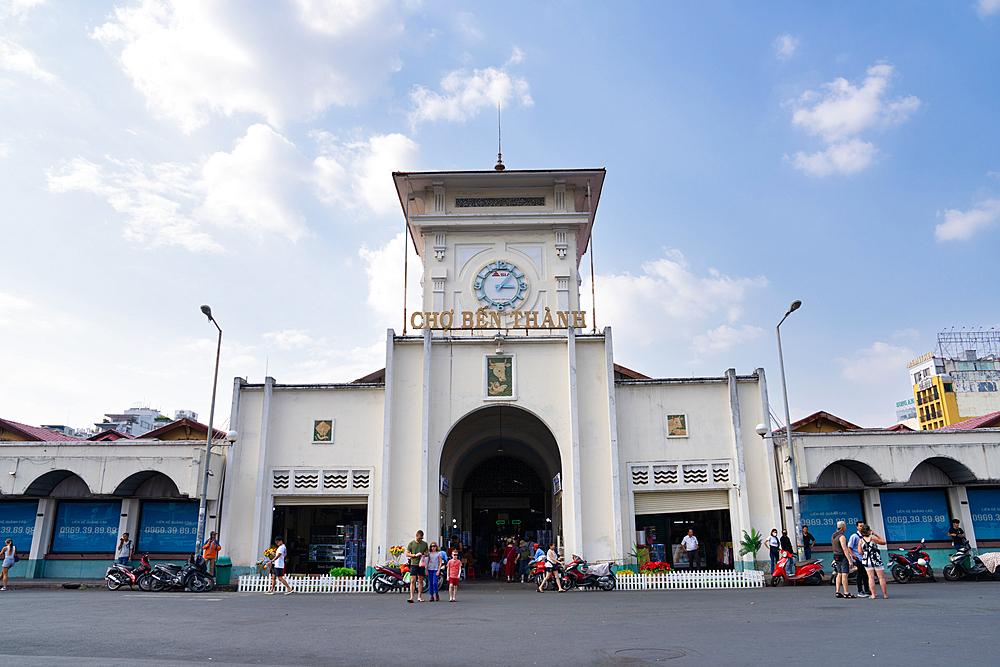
[270,504,367,575]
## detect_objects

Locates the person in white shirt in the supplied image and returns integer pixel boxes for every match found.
[266,536,294,595]
[116,533,133,565]
[681,529,700,569]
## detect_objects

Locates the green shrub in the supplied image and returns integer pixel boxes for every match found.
[328,567,356,577]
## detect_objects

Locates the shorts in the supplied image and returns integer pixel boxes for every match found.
[272,567,284,577]
[449,577,460,586]
[864,564,884,572]
[491,562,501,571]
[411,565,425,577]
[832,555,849,575]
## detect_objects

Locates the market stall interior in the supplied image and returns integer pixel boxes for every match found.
[270,505,367,574]
[634,510,735,569]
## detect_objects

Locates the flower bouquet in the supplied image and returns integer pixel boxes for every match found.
[640,561,673,574]
[388,545,405,564]
[256,547,277,574]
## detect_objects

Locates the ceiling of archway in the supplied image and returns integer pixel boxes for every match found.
[464,455,546,493]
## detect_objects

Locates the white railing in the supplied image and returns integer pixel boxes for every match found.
[614,569,763,590]
[238,575,373,593]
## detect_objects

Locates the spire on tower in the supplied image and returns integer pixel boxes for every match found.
[494,102,505,171]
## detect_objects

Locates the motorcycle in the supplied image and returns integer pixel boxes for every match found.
[533,559,564,590]
[371,564,429,594]
[106,554,152,590]
[149,554,215,592]
[943,544,1000,582]
[560,555,616,591]
[770,549,824,586]
[888,538,935,584]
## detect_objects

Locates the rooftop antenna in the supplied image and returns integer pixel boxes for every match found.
[494,102,505,171]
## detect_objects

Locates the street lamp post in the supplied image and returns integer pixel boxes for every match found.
[776,299,804,562]
[194,304,222,556]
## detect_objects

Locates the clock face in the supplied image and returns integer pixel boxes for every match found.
[474,261,528,310]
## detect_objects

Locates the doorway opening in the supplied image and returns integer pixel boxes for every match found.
[635,509,734,569]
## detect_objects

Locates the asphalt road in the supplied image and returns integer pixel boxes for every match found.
[0,578,997,666]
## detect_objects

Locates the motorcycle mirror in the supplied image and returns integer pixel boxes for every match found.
[920,538,925,544]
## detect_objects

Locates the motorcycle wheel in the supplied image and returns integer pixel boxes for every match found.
[372,577,390,594]
[600,574,616,591]
[770,576,781,587]
[150,576,167,592]
[106,573,124,591]
[561,576,576,591]
[138,573,153,591]
[891,567,911,585]
[942,564,959,582]
[807,573,823,585]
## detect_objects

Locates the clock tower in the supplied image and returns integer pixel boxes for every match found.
[392,169,605,329]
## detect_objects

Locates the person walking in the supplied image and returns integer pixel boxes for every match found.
[681,528,700,569]
[404,529,428,603]
[446,547,462,601]
[802,526,816,560]
[517,539,531,583]
[202,531,221,575]
[847,520,871,596]
[537,542,565,592]
[426,542,445,601]
[503,538,517,582]
[831,520,856,599]
[766,529,780,574]
[1,539,16,591]
[116,533,133,566]
[266,536,293,595]
[859,525,888,599]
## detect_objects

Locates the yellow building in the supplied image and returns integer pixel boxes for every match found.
[912,375,960,430]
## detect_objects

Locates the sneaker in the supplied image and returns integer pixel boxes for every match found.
[284,590,294,595]
[265,591,275,595]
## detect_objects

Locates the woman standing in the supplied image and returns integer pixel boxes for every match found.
[426,542,445,601]
[1,539,16,590]
[766,529,780,573]
[860,525,888,599]
[537,542,565,592]
[502,539,518,582]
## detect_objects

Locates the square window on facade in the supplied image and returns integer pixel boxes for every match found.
[313,419,335,443]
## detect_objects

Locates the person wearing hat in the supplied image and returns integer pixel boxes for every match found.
[202,531,221,575]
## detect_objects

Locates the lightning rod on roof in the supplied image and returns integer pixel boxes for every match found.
[495,102,505,171]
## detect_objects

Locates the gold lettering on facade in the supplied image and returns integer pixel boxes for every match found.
[407,310,588,330]
[489,312,502,328]
[541,308,555,328]
[440,310,454,329]
[475,310,488,328]
[462,311,474,328]
[557,311,569,328]
[573,311,586,328]
[425,311,438,328]
[512,311,523,328]
[410,311,424,329]
[526,311,538,328]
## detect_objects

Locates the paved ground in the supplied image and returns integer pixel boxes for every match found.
[0,577,997,666]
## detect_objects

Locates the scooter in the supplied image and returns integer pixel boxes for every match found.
[105,554,152,590]
[888,538,935,584]
[149,554,215,592]
[770,549,824,586]
[371,564,429,594]
[560,555,616,591]
[943,544,1000,582]
[533,559,565,591]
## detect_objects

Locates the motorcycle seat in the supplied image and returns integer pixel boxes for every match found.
[794,559,821,567]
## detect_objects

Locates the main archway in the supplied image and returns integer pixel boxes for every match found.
[438,406,562,576]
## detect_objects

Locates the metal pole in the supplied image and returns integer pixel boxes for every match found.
[776,306,804,563]
[195,309,222,555]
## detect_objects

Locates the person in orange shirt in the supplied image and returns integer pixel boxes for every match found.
[202,531,221,575]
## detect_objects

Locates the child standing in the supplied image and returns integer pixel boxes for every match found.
[446,548,462,601]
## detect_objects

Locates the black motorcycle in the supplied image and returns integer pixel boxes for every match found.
[149,554,215,592]
[942,545,1000,582]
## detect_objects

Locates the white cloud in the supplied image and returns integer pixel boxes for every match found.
[773,34,799,61]
[47,124,419,251]
[358,232,423,331]
[409,50,533,126]
[976,0,1000,17]
[691,324,765,357]
[838,342,915,381]
[0,0,57,84]
[786,62,919,176]
[935,198,1000,241]
[262,329,320,350]
[0,1,48,16]
[92,0,410,132]
[584,248,768,351]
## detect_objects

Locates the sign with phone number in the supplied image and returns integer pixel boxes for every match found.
[968,489,1000,540]
[51,501,122,552]
[138,502,199,553]
[879,490,949,542]
[799,493,863,544]
[0,501,38,539]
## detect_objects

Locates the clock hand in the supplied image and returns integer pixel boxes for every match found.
[498,272,513,289]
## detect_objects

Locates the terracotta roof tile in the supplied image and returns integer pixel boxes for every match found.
[0,418,84,441]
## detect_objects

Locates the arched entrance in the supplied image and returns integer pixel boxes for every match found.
[438,406,562,577]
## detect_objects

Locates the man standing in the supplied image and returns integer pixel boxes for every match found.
[517,539,531,583]
[202,531,221,575]
[802,526,816,560]
[948,519,966,548]
[115,533,133,565]
[405,530,428,603]
[830,520,855,598]
[681,528,700,569]
[846,520,870,596]
[266,536,293,595]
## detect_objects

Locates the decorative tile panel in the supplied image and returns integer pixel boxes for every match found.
[683,465,709,485]
[324,471,348,489]
[631,466,649,486]
[272,471,289,490]
[269,468,375,496]
[455,196,545,207]
[352,470,370,489]
[628,460,733,491]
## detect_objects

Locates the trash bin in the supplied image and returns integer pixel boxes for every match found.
[215,556,232,585]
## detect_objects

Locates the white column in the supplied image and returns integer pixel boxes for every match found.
[603,327,624,561]
[27,498,57,578]
[420,328,432,537]
[119,498,142,552]
[218,377,246,553]
[726,369,753,568]
[947,486,977,550]
[863,488,885,538]
[250,376,275,564]
[566,327,584,557]
[376,329,396,568]
[756,368,783,531]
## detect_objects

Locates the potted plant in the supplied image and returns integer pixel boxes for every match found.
[739,528,763,571]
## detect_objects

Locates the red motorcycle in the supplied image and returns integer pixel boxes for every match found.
[560,555,616,591]
[888,538,935,584]
[371,564,428,594]
[105,554,152,590]
[770,549,824,586]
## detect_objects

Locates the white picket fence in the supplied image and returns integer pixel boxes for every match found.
[238,575,372,593]
[614,569,763,590]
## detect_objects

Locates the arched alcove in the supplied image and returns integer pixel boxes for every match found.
[113,471,183,497]
[813,460,885,488]
[908,457,977,485]
[24,470,92,497]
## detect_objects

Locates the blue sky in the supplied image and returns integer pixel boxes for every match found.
[1,1,998,431]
